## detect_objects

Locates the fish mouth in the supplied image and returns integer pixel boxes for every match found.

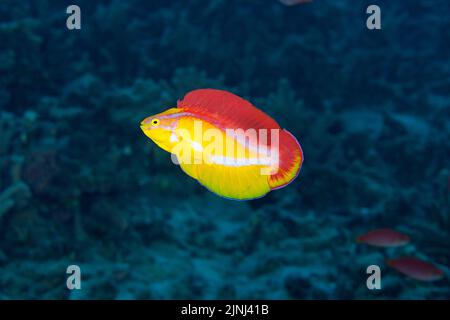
[140,124,151,135]
[140,122,155,139]
[140,120,150,131]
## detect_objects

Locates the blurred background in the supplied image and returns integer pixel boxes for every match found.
[0,0,449,299]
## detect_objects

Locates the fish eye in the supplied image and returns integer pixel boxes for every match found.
[151,118,160,126]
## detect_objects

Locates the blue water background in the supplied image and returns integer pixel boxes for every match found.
[0,0,449,299]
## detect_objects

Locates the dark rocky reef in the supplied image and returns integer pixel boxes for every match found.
[0,0,448,299]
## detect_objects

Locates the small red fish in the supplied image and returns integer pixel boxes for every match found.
[387,257,444,282]
[278,0,313,6]
[356,228,410,247]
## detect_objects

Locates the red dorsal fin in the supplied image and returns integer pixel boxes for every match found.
[177,89,280,131]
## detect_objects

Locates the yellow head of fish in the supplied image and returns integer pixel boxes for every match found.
[140,108,182,153]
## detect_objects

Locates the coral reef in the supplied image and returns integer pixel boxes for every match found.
[0,0,448,299]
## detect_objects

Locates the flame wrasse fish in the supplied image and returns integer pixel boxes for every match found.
[140,89,303,200]
[387,257,444,282]
[356,229,410,247]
